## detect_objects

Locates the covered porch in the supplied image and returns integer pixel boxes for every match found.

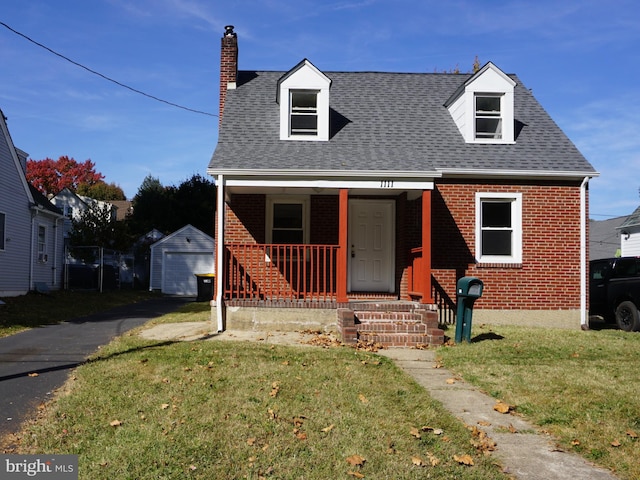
[212,176,447,345]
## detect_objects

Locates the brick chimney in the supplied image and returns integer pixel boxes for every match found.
[219,25,238,127]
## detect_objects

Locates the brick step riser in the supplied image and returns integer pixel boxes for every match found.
[358,332,445,348]
[357,323,430,334]
[354,312,423,322]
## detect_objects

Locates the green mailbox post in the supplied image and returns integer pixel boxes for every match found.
[455,276,484,343]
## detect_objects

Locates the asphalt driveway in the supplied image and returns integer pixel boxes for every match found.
[0,295,189,442]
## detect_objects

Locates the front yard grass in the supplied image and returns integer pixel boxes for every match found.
[4,297,638,479]
[437,323,640,480]
[13,333,508,479]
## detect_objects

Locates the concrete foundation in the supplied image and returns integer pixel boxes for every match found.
[220,306,337,332]
[472,309,581,329]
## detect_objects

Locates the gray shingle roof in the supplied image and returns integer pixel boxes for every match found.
[209,70,595,176]
[618,205,640,229]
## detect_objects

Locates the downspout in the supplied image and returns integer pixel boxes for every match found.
[29,208,36,292]
[52,218,59,287]
[215,174,225,332]
[580,176,589,330]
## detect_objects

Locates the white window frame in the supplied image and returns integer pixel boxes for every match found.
[0,212,5,251]
[289,90,319,137]
[475,192,522,264]
[475,93,503,140]
[37,224,48,263]
[265,196,310,245]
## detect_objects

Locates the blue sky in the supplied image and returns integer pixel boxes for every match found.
[1,1,638,219]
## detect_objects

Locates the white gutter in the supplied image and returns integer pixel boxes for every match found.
[215,174,225,333]
[580,176,589,330]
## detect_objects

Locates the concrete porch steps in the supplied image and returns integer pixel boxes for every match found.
[337,302,445,347]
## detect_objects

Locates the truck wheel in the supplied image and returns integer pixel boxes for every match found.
[615,301,640,332]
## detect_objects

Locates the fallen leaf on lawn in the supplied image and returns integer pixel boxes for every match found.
[571,439,581,446]
[421,426,443,435]
[295,431,307,441]
[571,352,580,358]
[161,403,170,410]
[410,427,421,439]
[282,360,290,366]
[189,465,197,471]
[446,378,456,384]
[346,454,366,467]
[321,424,335,433]
[247,437,256,446]
[493,401,512,414]
[267,408,277,420]
[454,454,474,466]
[611,440,621,447]
[347,471,365,479]
[478,420,491,427]
[427,453,440,466]
[508,423,518,433]
[411,456,424,466]
[109,420,122,427]
[28,373,39,377]
[626,429,638,439]
[358,394,369,404]
[269,381,280,397]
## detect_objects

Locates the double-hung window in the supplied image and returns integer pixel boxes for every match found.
[266,196,309,245]
[475,94,503,140]
[475,193,522,264]
[290,90,318,137]
[38,225,47,263]
[0,212,5,250]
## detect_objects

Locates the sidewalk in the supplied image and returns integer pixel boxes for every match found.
[141,323,619,480]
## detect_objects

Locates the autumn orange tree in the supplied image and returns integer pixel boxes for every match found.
[26,155,104,196]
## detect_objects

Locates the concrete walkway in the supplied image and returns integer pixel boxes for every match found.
[140,323,619,480]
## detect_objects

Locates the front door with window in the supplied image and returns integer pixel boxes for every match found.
[348,199,395,292]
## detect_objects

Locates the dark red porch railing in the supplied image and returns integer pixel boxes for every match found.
[408,247,456,324]
[224,243,338,301]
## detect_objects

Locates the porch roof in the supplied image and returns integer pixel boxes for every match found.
[209,70,596,179]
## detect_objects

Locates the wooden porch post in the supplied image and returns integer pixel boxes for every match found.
[421,189,434,304]
[337,189,349,303]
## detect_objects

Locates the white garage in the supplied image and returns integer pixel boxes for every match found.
[149,225,214,296]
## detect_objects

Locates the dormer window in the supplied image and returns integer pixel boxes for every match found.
[445,62,516,144]
[290,90,319,136]
[278,59,331,141]
[475,94,503,140]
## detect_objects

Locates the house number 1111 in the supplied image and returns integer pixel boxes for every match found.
[380,180,394,188]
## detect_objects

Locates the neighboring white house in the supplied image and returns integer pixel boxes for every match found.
[0,108,65,296]
[50,187,118,242]
[149,224,214,296]
[618,206,640,257]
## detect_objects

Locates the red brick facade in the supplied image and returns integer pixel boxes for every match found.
[222,178,586,312]
[431,180,584,310]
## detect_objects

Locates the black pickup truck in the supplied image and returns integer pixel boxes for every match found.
[590,257,640,331]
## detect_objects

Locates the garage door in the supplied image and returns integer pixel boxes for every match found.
[163,251,214,295]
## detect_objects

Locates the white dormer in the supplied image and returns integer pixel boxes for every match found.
[277,59,331,141]
[445,62,517,144]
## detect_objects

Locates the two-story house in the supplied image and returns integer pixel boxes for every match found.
[207,26,598,345]
[0,109,65,296]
